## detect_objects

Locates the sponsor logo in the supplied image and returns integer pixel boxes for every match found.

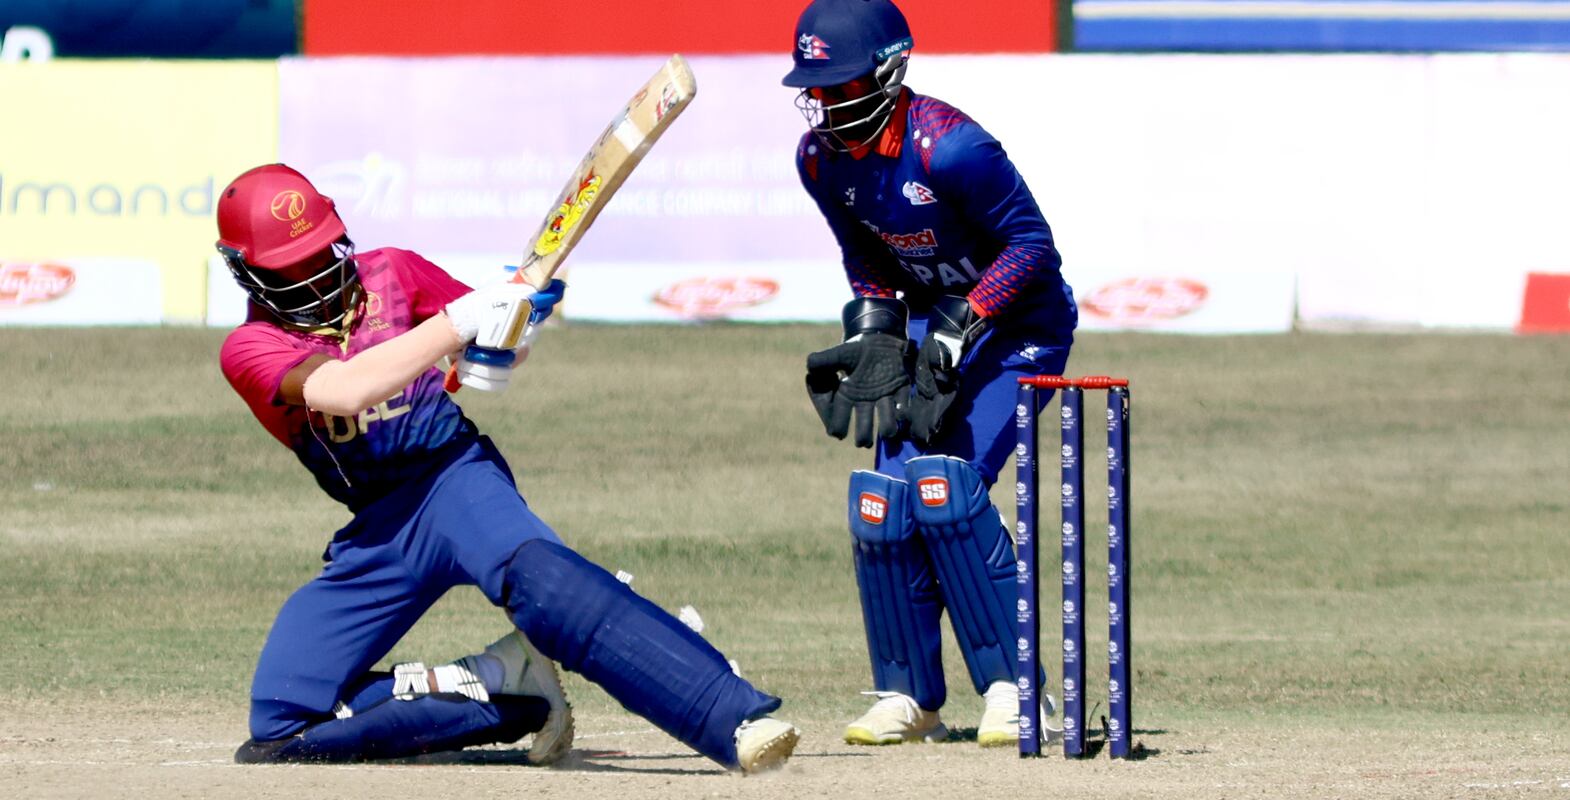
[858,492,888,524]
[535,170,601,256]
[876,227,938,257]
[875,36,913,60]
[843,186,855,207]
[655,83,680,122]
[798,33,830,60]
[1063,677,1077,693]
[902,181,936,205]
[1063,600,1076,614]
[1082,276,1209,323]
[652,276,779,319]
[1017,598,1028,612]
[917,477,948,506]
[270,190,306,222]
[1062,561,1075,576]
[1062,521,1074,535]
[1016,637,1028,653]
[0,261,74,306]
[0,174,214,218]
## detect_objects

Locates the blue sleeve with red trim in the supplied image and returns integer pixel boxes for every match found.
[795,135,902,299]
[926,125,1061,317]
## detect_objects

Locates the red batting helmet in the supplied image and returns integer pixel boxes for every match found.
[215,165,359,329]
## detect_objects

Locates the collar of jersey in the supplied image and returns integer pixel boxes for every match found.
[848,89,910,161]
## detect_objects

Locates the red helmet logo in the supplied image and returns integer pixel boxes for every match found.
[270,190,307,222]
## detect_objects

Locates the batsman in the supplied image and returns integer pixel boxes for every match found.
[214,164,798,772]
[785,0,1079,747]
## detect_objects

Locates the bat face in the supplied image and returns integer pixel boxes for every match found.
[446,55,697,392]
[514,54,698,288]
[535,170,601,258]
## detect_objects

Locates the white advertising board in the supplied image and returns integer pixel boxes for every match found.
[0,258,162,325]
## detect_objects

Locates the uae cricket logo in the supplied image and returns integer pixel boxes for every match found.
[535,170,602,256]
[798,33,830,60]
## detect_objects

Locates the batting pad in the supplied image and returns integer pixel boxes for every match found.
[848,470,947,711]
[501,538,780,769]
[905,455,1021,694]
[235,693,546,763]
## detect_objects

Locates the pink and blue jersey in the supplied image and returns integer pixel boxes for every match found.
[220,248,475,510]
[796,90,1075,330]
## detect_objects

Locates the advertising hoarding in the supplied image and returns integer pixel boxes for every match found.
[0,61,278,324]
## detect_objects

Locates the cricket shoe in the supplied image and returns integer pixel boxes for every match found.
[734,717,800,775]
[843,691,948,745]
[481,631,575,766]
[976,680,1061,747]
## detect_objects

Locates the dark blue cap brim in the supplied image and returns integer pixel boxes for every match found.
[781,59,876,88]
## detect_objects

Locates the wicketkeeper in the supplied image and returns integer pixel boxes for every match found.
[785,0,1079,747]
[215,164,798,772]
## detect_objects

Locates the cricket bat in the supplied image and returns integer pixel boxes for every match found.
[446,54,698,392]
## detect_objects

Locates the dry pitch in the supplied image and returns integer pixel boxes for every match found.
[2,326,1568,798]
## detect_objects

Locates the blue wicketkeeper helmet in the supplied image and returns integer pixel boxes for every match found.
[781,0,913,89]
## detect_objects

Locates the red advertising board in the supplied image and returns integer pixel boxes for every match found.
[1518,272,1570,334]
[303,0,1057,55]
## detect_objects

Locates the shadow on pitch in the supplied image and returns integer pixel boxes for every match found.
[943,723,1166,761]
[397,747,874,775]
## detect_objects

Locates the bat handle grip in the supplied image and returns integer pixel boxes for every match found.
[443,345,519,394]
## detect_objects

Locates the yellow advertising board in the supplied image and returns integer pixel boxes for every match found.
[0,61,277,323]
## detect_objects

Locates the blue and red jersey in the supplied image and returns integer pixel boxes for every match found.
[220,248,476,510]
[796,89,1075,329]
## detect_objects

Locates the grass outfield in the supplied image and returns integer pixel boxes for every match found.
[2,326,1569,790]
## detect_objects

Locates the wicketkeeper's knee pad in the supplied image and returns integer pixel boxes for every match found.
[500,538,779,768]
[848,470,946,710]
[904,455,1022,694]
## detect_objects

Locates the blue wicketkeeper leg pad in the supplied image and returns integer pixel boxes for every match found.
[905,455,1025,694]
[848,470,947,711]
[234,693,547,763]
[501,538,780,769]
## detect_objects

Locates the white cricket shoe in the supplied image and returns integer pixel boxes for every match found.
[843,691,948,745]
[734,717,800,774]
[977,680,1062,747]
[483,631,574,766]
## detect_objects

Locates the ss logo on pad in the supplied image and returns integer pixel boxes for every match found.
[859,492,888,524]
[918,478,949,506]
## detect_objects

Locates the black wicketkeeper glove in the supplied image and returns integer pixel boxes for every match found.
[805,297,913,448]
[907,295,988,448]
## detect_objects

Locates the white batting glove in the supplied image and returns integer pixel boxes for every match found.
[443,282,538,348]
